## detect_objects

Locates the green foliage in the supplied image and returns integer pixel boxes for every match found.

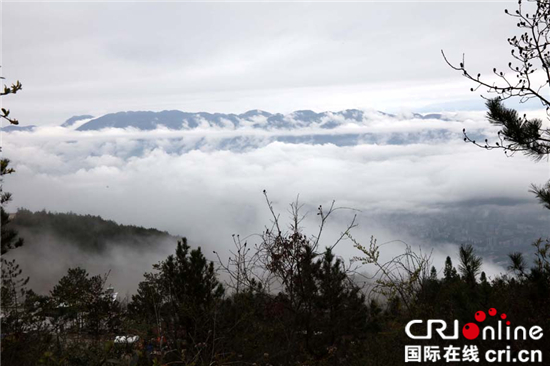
[1,192,548,366]
[1,258,27,299]
[214,243,369,365]
[3,216,550,366]
[443,256,458,281]
[129,238,224,364]
[350,234,431,314]
[12,208,173,253]
[444,0,550,209]
[0,71,24,254]
[485,98,550,159]
[458,243,483,286]
[1,261,53,366]
[508,251,527,276]
[530,181,550,210]
[1,160,24,255]
[50,267,122,338]
[0,69,22,125]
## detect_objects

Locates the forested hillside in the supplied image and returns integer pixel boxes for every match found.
[11,209,175,253]
[2,200,550,365]
[5,209,179,295]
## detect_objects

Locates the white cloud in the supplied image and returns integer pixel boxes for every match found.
[3,112,548,294]
[2,2,527,125]
[2,1,548,293]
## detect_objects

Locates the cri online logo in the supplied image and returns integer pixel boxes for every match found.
[406,308,544,341]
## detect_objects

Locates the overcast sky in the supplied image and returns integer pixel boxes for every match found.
[2,1,549,293]
[1,1,531,126]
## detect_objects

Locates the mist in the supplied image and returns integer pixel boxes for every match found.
[8,226,177,297]
[3,111,548,295]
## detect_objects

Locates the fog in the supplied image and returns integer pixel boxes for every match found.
[3,111,548,294]
[9,227,177,297]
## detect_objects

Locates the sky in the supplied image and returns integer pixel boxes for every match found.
[1,1,549,294]
[1,1,537,126]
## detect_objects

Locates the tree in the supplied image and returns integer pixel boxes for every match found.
[1,71,23,254]
[50,267,121,339]
[508,251,528,276]
[1,258,30,333]
[350,234,432,315]
[443,256,458,281]
[0,69,22,125]
[0,71,32,363]
[314,248,368,354]
[1,261,52,366]
[1,160,23,254]
[458,244,483,286]
[130,238,224,363]
[214,194,367,364]
[443,0,550,209]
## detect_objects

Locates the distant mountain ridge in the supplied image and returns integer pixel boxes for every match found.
[69,109,448,131]
[0,110,450,133]
[1,124,37,132]
[61,114,94,128]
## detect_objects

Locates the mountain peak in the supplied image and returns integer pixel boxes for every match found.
[61,115,94,128]
[64,109,447,132]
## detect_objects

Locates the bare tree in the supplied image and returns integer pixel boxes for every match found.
[256,191,359,296]
[214,233,270,294]
[443,0,550,209]
[217,191,360,296]
[348,235,432,315]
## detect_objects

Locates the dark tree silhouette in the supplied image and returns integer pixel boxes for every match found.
[0,69,22,125]
[1,160,23,255]
[50,267,121,338]
[443,0,550,209]
[443,256,459,281]
[130,238,224,364]
[509,251,528,276]
[1,70,23,254]
[458,244,483,286]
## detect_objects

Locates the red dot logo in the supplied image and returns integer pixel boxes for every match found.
[501,313,507,320]
[475,311,486,322]
[488,308,497,316]
[462,323,480,340]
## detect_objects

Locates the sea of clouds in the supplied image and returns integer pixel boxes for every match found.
[3,110,549,294]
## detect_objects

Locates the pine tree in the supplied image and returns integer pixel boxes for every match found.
[443,0,550,209]
[50,267,119,338]
[430,266,438,280]
[1,258,29,333]
[1,70,24,254]
[131,238,224,358]
[444,256,458,281]
[315,248,367,352]
[458,244,483,286]
[1,158,23,256]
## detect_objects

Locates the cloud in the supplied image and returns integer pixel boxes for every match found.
[2,111,549,294]
[2,2,527,125]
[3,1,549,295]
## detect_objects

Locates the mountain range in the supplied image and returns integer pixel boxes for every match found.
[74,109,448,131]
[1,109,448,132]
